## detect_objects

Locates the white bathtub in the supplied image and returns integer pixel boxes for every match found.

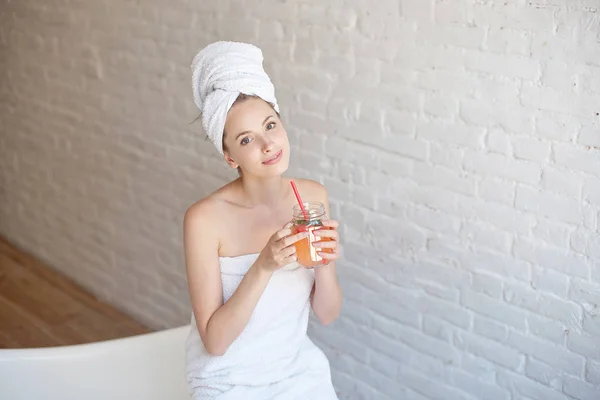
[0,324,192,400]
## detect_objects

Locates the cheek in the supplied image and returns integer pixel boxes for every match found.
[274,128,289,143]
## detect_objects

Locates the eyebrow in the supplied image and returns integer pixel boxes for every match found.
[234,115,275,140]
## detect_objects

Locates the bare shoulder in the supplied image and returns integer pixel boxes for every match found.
[184,182,236,226]
[184,194,219,228]
[183,183,237,251]
[290,178,329,206]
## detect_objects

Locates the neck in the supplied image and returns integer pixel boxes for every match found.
[237,174,289,208]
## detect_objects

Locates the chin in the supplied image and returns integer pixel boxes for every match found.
[259,151,290,177]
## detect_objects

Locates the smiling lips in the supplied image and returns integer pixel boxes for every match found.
[262,150,283,165]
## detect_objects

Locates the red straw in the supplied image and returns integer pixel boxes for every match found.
[290,180,309,219]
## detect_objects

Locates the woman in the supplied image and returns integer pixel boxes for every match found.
[183,41,343,399]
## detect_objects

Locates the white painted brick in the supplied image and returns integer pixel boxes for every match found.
[460,353,498,384]
[525,357,564,390]
[532,218,571,248]
[407,204,461,234]
[577,123,600,149]
[423,315,455,342]
[554,142,600,177]
[583,310,600,337]
[375,314,460,364]
[423,282,461,304]
[367,350,399,379]
[473,314,509,343]
[583,178,600,205]
[542,59,579,93]
[477,177,515,205]
[423,94,458,119]
[567,332,600,361]
[460,249,532,282]
[377,154,413,179]
[464,152,541,185]
[459,99,498,129]
[419,291,472,329]
[472,272,504,299]
[531,266,570,298]
[405,348,451,382]
[406,185,459,214]
[569,278,600,308]
[365,293,421,329]
[586,359,600,386]
[465,50,540,81]
[418,121,485,150]
[421,24,486,50]
[454,331,524,370]
[564,376,600,400]
[515,185,583,225]
[497,370,566,400]
[429,143,464,169]
[535,111,580,142]
[580,65,600,96]
[589,233,600,262]
[382,109,417,136]
[528,314,573,346]
[434,0,471,24]
[521,83,574,115]
[513,239,590,278]
[379,135,429,161]
[461,289,528,331]
[399,370,474,400]
[415,68,480,96]
[570,227,590,255]
[542,166,584,199]
[484,128,513,155]
[401,0,434,23]
[451,369,512,400]
[504,282,583,325]
[459,220,514,254]
[412,161,477,196]
[474,3,556,32]
[513,137,551,163]
[486,28,532,56]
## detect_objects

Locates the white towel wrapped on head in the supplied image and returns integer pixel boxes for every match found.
[191,41,280,155]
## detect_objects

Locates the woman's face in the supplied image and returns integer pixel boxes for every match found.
[223,97,290,177]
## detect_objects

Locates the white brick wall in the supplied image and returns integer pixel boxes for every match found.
[1,0,599,399]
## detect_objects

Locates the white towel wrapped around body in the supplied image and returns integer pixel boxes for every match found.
[184,255,339,399]
[191,41,280,154]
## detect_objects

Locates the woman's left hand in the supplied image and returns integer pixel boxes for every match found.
[312,220,341,264]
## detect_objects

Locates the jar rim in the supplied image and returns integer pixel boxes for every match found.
[292,201,325,219]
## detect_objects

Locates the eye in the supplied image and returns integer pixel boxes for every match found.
[240,136,252,145]
[266,122,276,130]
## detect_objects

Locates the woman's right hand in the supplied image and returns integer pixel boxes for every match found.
[255,223,308,273]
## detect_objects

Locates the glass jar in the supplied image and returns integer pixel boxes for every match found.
[291,201,333,268]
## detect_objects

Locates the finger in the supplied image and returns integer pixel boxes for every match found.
[274,228,294,241]
[282,221,293,229]
[318,251,340,260]
[321,220,339,228]
[312,240,337,249]
[281,231,309,248]
[280,243,297,259]
[313,229,339,240]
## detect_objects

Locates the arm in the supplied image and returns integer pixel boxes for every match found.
[183,202,272,356]
[309,187,343,325]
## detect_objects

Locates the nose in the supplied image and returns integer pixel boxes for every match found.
[262,136,275,153]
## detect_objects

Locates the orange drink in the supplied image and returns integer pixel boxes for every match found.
[291,202,333,268]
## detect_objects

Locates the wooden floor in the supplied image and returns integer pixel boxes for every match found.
[0,235,151,348]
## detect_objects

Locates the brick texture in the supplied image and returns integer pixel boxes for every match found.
[1,1,599,399]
